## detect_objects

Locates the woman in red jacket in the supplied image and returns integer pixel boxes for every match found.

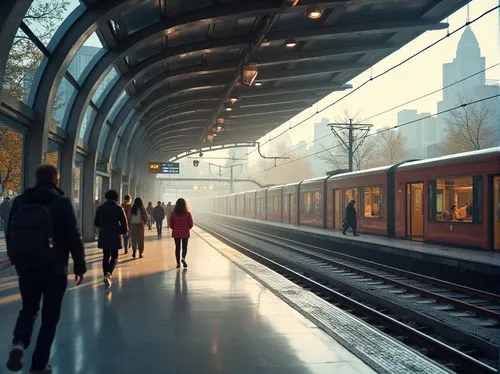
[168,198,193,268]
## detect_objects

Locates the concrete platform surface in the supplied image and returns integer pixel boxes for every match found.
[0,229,375,374]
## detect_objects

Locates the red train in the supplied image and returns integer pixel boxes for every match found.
[209,148,500,251]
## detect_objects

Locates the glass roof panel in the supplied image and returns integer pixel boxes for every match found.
[107,91,128,123]
[97,123,110,157]
[79,105,96,142]
[68,32,105,83]
[2,27,46,104]
[51,76,77,130]
[23,0,82,47]
[119,0,160,37]
[92,67,118,107]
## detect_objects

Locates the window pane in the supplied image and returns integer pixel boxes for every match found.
[92,67,118,107]
[0,127,24,199]
[344,188,359,213]
[107,91,128,123]
[51,76,77,129]
[68,32,104,83]
[2,28,45,103]
[304,191,321,217]
[364,186,382,218]
[97,123,110,157]
[23,0,81,47]
[47,139,61,169]
[79,106,96,142]
[436,177,473,222]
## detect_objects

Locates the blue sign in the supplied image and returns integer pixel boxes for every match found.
[149,162,180,174]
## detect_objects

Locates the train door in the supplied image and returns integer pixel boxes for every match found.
[290,194,297,224]
[494,176,500,250]
[406,182,424,241]
[334,189,342,231]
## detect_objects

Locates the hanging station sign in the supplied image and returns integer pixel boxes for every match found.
[148,162,180,174]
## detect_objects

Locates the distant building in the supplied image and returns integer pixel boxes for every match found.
[311,117,333,176]
[397,110,438,159]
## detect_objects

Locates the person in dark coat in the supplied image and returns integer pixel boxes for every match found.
[0,196,11,235]
[342,198,359,236]
[5,164,86,373]
[121,194,132,254]
[94,189,128,288]
[169,198,193,269]
[153,201,166,238]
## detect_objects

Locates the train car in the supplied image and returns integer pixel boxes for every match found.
[255,188,268,220]
[299,177,328,228]
[227,193,237,216]
[327,166,391,235]
[244,190,257,219]
[266,185,284,222]
[283,182,300,224]
[235,192,245,217]
[394,147,500,250]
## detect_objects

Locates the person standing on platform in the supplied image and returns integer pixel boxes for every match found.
[121,194,132,254]
[146,202,154,230]
[5,164,86,373]
[128,197,147,258]
[165,201,173,234]
[94,190,128,288]
[153,201,165,238]
[342,199,359,236]
[169,198,193,269]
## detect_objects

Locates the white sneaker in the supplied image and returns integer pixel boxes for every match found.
[103,276,111,288]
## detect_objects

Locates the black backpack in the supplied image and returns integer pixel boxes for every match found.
[7,195,58,269]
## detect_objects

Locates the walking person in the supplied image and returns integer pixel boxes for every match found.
[121,195,132,254]
[146,202,154,230]
[169,198,193,269]
[128,197,147,258]
[94,190,128,288]
[342,198,359,236]
[165,201,173,235]
[153,201,165,238]
[5,164,86,373]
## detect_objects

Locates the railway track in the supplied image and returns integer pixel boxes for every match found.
[197,217,500,374]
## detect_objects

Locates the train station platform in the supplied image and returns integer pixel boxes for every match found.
[0,227,453,374]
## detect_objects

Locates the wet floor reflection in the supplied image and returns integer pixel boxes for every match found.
[0,231,374,373]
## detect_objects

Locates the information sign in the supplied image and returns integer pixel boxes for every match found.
[148,162,180,174]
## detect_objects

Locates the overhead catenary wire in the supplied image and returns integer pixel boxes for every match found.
[250,93,500,175]
[277,62,499,158]
[237,4,499,162]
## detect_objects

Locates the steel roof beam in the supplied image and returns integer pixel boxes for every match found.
[258,63,368,81]
[234,82,351,97]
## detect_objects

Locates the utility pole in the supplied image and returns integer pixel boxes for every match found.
[209,162,242,194]
[329,119,372,172]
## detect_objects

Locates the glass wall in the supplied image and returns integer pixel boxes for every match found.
[363,186,382,218]
[303,191,321,217]
[95,175,103,204]
[343,188,359,213]
[435,177,474,222]
[73,153,84,229]
[46,139,61,169]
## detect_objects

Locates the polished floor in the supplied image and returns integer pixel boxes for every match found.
[0,229,375,374]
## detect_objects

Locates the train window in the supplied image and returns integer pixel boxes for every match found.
[363,186,383,218]
[304,191,321,217]
[343,188,359,212]
[434,176,476,223]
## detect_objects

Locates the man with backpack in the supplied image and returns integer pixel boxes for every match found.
[5,164,87,374]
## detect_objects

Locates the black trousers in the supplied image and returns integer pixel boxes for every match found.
[174,238,188,264]
[102,248,119,276]
[342,221,357,234]
[12,272,67,371]
[155,219,163,236]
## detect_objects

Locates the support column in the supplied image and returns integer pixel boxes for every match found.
[82,154,97,242]
[111,170,123,200]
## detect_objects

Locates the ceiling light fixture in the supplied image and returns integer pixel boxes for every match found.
[253,81,263,86]
[225,107,232,111]
[261,39,271,47]
[306,5,323,19]
[284,38,297,48]
[229,96,239,104]
[216,116,224,125]
[241,63,258,86]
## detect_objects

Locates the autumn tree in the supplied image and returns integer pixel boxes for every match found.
[2,0,69,101]
[440,97,496,155]
[371,128,407,166]
[0,128,23,196]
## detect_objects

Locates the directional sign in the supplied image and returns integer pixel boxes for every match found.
[149,162,180,174]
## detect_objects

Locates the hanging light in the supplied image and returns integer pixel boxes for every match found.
[225,107,232,112]
[241,62,258,86]
[261,39,271,47]
[215,124,224,133]
[284,38,297,48]
[216,116,224,125]
[229,96,239,104]
[253,81,263,86]
[306,5,323,19]
[207,133,214,142]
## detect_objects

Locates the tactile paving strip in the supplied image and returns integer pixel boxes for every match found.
[195,228,451,374]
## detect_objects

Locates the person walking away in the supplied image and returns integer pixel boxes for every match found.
[0,196,11,235]
[153,201,166,238]
[94,190,128,288]
[5,164,86,373]
[169,198,193,269]
[342,199,359,236]
[146,202,154,230]
[121,195,133,254]
[128,197,147,258]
